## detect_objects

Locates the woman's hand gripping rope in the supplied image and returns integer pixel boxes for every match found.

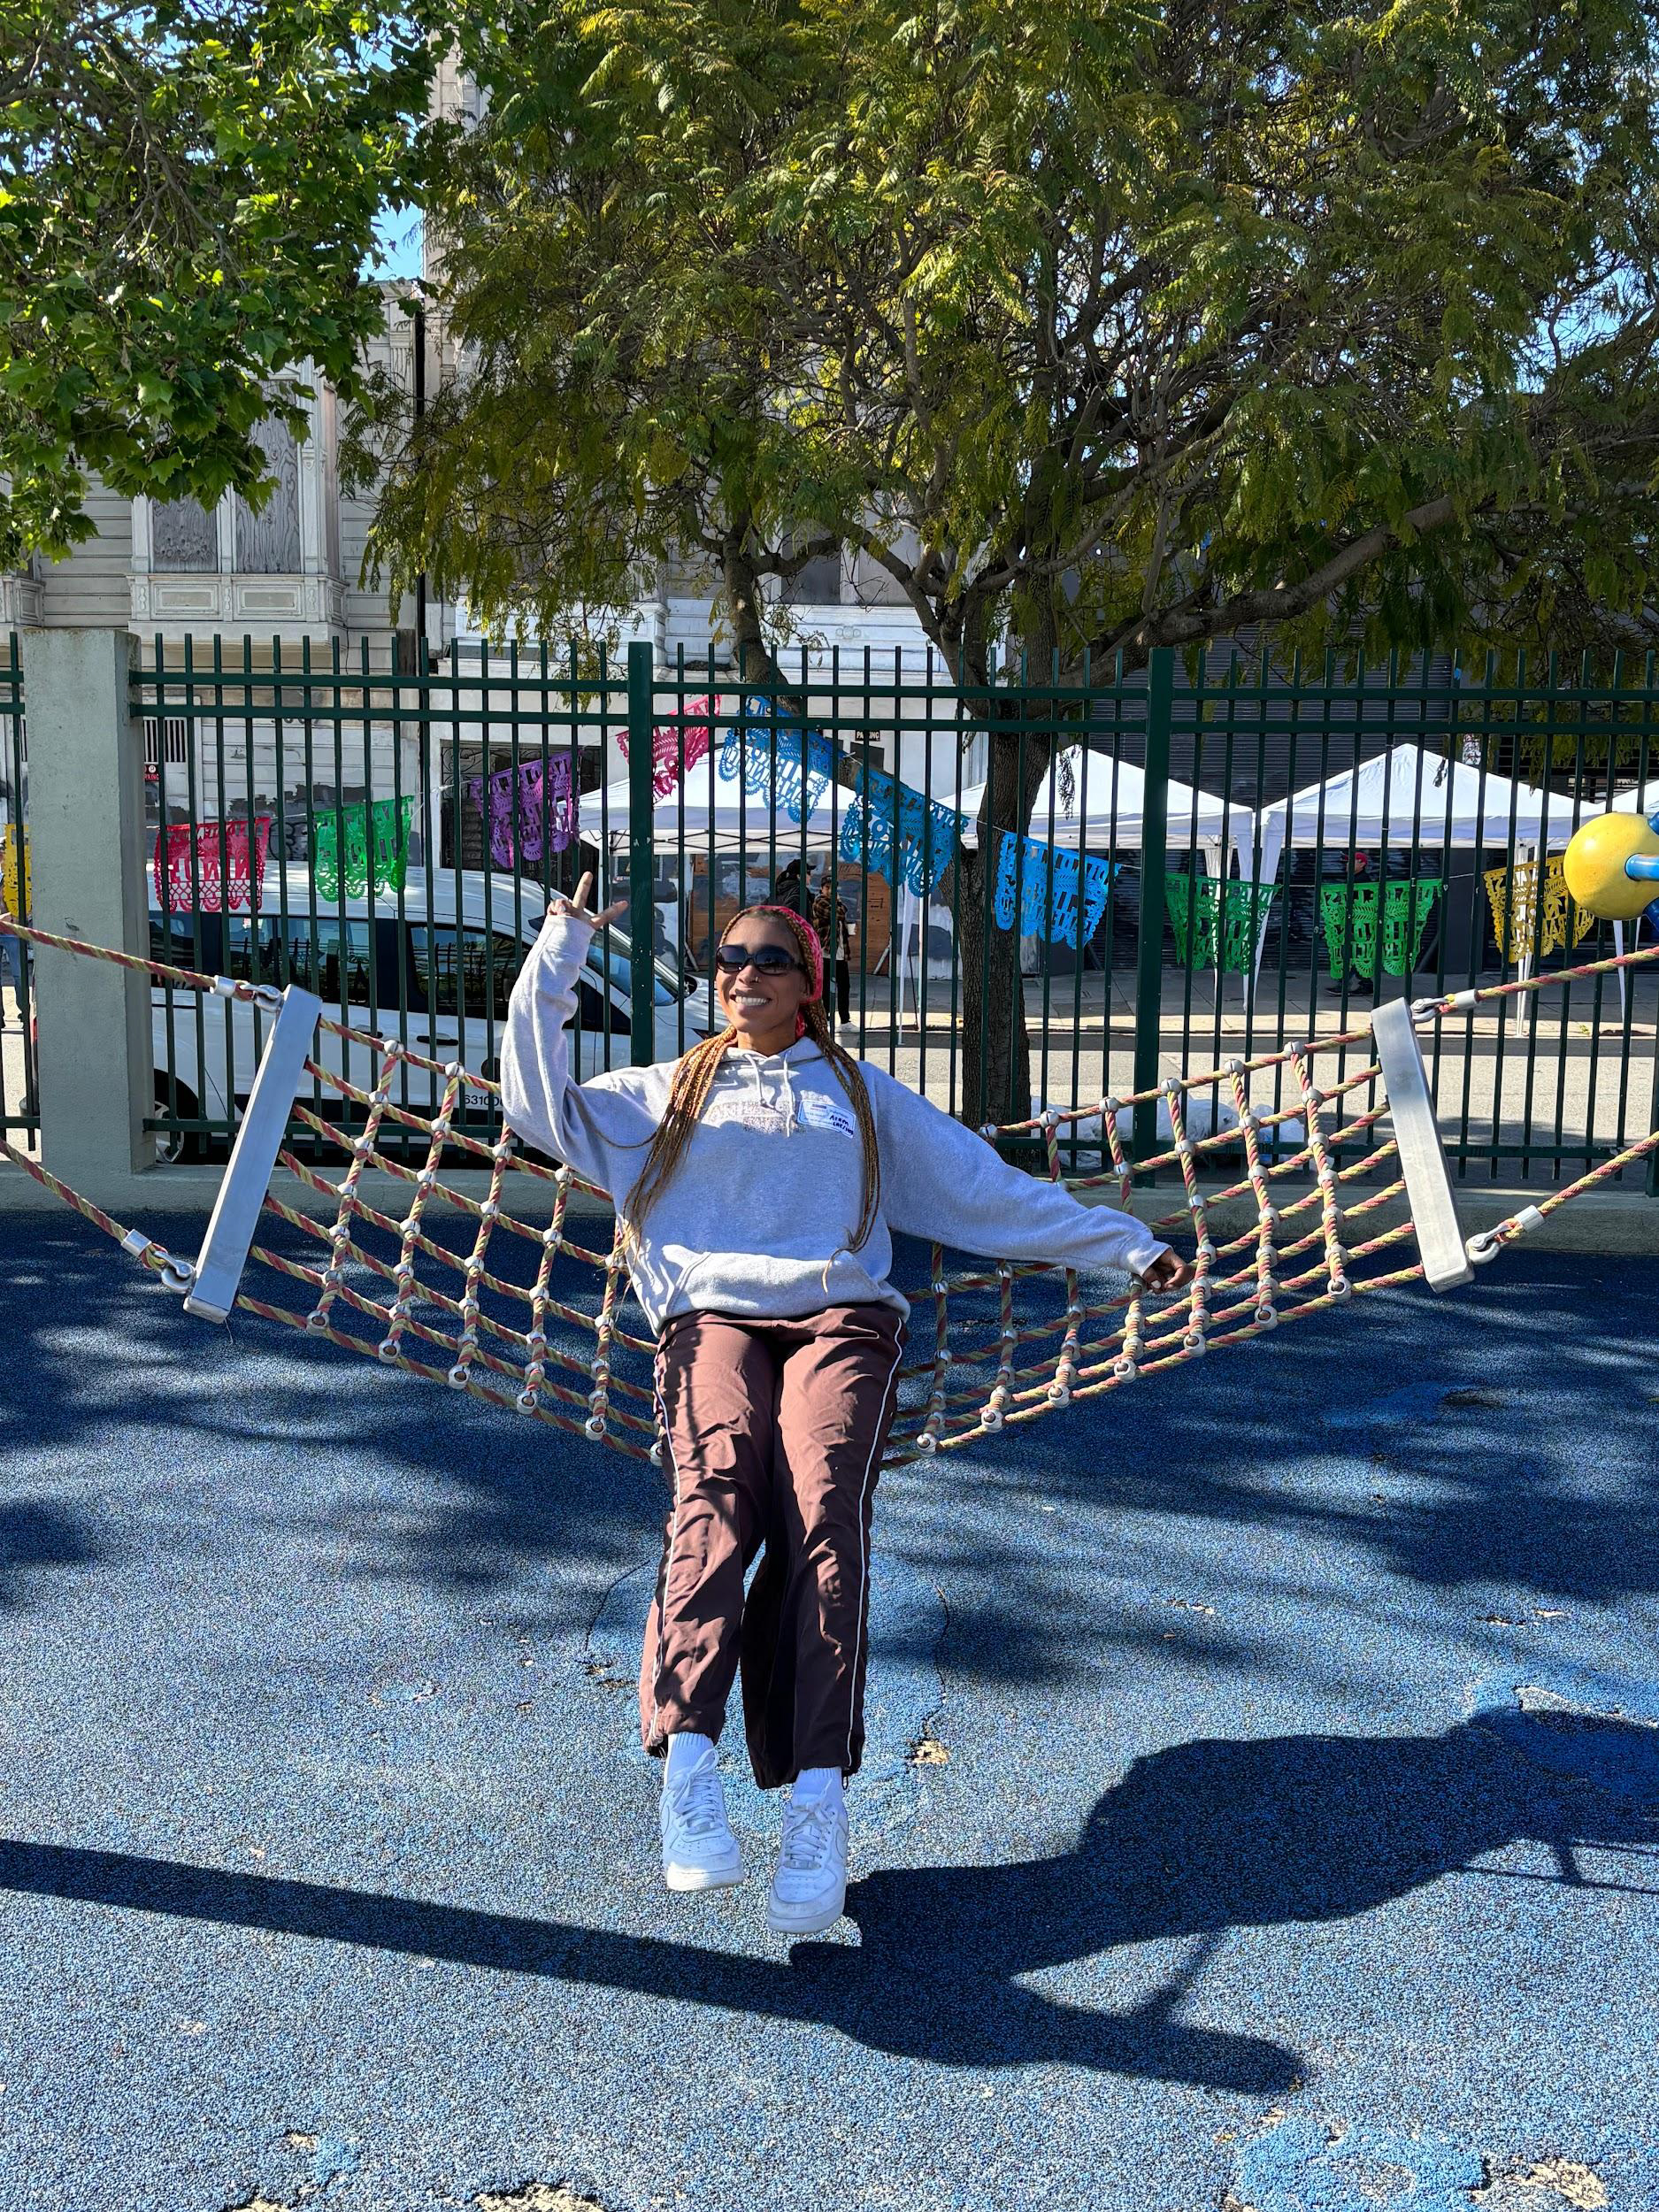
[1140,1248,1194,1294]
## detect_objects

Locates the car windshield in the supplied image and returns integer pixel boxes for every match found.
[150,895,687,1018]
[583,935,674,1006]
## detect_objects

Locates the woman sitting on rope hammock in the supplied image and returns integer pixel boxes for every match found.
[502,878,1191,1937]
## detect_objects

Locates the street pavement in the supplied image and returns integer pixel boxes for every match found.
[0,1212,1655,2212]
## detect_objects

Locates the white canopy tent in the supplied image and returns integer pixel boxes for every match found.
[578,744,849,851]
[1254,741,1581,999]
[584,742,973,984]
[906,749,1266,1013]
[1252,741,1578,890]
[956,747,1257,871]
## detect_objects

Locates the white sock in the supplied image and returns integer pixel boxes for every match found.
[664,1730,717,1780]
[792,1765,844,1808]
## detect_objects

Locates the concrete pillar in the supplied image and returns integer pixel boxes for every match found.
[22,628,156,1186]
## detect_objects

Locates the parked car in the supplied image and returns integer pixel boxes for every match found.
[147,866,714,1161]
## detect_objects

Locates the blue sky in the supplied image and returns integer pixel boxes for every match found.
[369,204,424,281]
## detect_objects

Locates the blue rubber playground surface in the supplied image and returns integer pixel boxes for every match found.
[0,1211,1655,2212]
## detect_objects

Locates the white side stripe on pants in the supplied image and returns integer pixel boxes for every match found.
[845,1327,906,1773]
[649,1351,683,1744]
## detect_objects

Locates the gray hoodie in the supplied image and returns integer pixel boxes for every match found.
[501,915,1169,1332]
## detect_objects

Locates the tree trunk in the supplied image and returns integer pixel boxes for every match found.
[721,528,795,703]
[957,713,1054,1128]
[720,528,1049,1133]
[949,586,1065,1131]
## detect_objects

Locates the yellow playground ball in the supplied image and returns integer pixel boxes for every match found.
[1563,810,1659,921]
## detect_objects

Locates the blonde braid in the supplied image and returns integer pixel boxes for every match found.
[622,906,881,1255]
[619,1027,740,1255]
[797,994,881,1252]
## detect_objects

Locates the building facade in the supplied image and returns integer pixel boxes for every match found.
[1,291,456,666]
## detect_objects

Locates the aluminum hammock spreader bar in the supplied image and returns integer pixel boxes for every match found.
[183,983,322,1323]
[1370,995,1472,1293]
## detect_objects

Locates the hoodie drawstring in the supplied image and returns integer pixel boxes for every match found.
[723,1044,816,1134]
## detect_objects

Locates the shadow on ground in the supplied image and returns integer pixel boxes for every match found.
[0,1500,102,1609]
[2,1219,1656,1680]
[0,1214,664,1619]
[1,1715,1648,2093]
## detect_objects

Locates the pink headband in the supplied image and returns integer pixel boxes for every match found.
[732,904,824,1038]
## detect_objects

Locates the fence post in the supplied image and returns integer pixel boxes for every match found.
[1132,647,1173,1159]
[626,641,657,1065]
[22,628,156,1188]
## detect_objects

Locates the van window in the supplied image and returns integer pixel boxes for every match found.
[150,909,225,973]
[576,977,628,1036]
[406,924,527,1021]
[584,939,674,1006]
[223,916,288,989]
[269,917,376,1007]
[149,909,382,1011]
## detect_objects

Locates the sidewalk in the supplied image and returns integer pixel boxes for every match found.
[858,968,1659,1165]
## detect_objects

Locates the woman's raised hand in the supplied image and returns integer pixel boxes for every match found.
[548,871,629,933]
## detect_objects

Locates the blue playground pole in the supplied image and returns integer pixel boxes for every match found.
[1627,809,1659,885]
[1628,814,1659,931]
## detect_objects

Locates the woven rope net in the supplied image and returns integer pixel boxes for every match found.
[5,918,1658,1470]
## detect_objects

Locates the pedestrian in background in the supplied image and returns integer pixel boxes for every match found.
[813,869,853,1029]
[770,857,810,920]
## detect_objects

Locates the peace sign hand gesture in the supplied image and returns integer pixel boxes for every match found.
[548,871,629,933]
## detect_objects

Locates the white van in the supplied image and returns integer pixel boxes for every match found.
[148,864,713,1160]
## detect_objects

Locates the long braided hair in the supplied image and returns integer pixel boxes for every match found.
[622,903,881,1255]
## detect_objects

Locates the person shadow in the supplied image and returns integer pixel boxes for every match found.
[795,1712,1657,2085]
[0,1716,1648,2094]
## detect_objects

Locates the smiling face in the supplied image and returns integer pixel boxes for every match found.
[715,910,814,1054]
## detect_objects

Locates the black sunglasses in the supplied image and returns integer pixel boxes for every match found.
[715,942,804,977]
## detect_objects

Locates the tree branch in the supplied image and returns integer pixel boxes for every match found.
[1108,491,1471,658]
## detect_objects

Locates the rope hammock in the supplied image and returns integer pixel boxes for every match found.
[4,918,1657,1471]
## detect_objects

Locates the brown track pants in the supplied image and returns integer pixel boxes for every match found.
[641,1302,907,1788]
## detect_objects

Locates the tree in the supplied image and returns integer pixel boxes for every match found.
[365,0,850,680]
[379,0,1659,1122]
[0,0,437,567]
[765,0,1659,1118]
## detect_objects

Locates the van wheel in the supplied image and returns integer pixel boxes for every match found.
[153,1079,204,1165]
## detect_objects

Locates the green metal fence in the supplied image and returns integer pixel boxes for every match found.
[1156,644,1659,1192]
[0,634,32,1142]
[88,632,1659,1190]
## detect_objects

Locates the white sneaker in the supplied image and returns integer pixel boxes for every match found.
[766,1789,849,1934]
[659,1754,743,1893]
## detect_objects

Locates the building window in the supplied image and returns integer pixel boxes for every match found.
[779,532,842,606]
[144,718,191,769]
[151,496,219,572]
[234,414,303,573]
